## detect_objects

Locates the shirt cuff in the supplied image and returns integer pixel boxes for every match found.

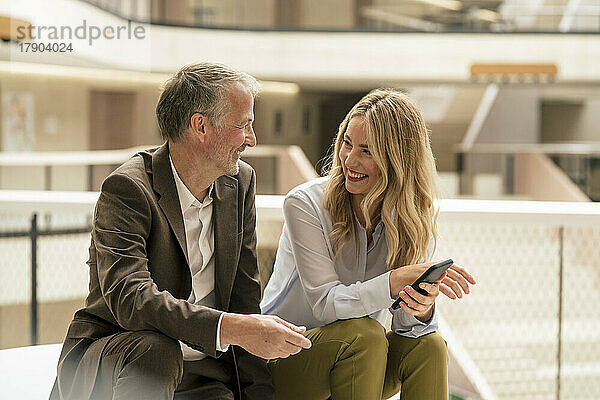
[391,302,439,338]
[357,270,395,314]
[215,313,230,352]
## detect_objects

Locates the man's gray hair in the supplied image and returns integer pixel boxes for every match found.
[156,63,260,142]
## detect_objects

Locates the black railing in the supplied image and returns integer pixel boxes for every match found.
[0,214,91,345]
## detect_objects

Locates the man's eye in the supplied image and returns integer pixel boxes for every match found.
[343,140,352,147]
[363,149,371,155]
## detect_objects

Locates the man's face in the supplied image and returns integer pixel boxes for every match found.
[206,82,256,175]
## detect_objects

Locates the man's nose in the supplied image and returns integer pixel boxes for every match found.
[245,127,257,147]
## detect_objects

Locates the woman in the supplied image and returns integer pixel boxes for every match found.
[260,89,476,400]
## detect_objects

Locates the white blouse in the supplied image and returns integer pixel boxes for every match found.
[261,177,437,338]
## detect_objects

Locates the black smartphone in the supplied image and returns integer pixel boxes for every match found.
[391,259,453,310]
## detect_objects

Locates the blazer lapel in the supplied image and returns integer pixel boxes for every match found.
[151,143,189,264]
[213,175,239,311]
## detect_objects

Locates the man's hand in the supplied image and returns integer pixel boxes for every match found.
[220,313,312,360]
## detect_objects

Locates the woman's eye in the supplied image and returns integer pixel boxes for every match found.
[363,149,371,156]
[343,140,352,148]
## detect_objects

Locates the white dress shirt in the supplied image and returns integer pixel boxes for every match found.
[170,157,228,360]
[261,177,438,338]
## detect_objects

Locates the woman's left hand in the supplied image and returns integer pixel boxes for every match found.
[396,273,445,322]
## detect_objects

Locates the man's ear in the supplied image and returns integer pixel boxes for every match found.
[190,112,208,142]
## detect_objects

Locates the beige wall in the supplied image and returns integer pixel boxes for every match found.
[1,75,89,151]
[192,0,276,27]
[477,87,540,145]
[581,98,600,142]
[151,0,194,25]
[0,71,162,152]
[0,73,89,189]
[429,122,469,172]
[188,0,353,28]
[0,70,162,190]
[541,96,600,143]
[254,92,322,164]
[429,86,485,172]
[300,0,355,29]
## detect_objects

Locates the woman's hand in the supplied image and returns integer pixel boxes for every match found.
[437,263,476,300]
[389,261,476,302]
[396,274,445,322]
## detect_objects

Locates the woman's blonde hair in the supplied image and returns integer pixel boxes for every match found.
[323,88,439,269]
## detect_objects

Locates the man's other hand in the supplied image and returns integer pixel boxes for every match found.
[220,313,312,359]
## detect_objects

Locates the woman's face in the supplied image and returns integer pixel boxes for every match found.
[338,116,381,198]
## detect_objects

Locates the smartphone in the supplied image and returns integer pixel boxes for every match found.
[391,259,453,310]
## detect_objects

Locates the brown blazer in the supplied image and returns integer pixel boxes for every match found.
[51,143,272,399]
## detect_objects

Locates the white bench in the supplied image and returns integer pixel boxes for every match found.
[0,343,61,399]
[0,340,486,400]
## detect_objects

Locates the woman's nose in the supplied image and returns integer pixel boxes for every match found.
[344,149,359,167]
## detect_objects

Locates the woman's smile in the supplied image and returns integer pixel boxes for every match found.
[346,168,369,183]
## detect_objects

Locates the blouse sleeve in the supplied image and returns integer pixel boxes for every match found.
[389,234,439,337]
[390,304,438,338]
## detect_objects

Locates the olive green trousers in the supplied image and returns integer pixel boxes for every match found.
[267,317,448,400]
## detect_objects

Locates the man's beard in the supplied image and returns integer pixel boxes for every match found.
[218,144,246,175]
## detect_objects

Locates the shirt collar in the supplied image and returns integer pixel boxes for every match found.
[352,207,385,234]
[169,156,214,212]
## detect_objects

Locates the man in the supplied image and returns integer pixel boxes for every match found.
[50,63,311,400]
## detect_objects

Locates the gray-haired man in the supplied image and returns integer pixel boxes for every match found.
[50,63,311,400]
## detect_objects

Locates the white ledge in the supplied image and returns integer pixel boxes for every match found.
[1,191,598,225]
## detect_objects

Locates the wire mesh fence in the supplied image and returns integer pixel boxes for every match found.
[559,226,600,400]
[436,222,561,400]
[434,220,600,400]
[0,212,92,305]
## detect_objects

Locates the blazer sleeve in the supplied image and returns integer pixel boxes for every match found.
[93,172,223,357]
[228,168,275,399]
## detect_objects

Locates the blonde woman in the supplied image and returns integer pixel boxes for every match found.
[260,89,476,400]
